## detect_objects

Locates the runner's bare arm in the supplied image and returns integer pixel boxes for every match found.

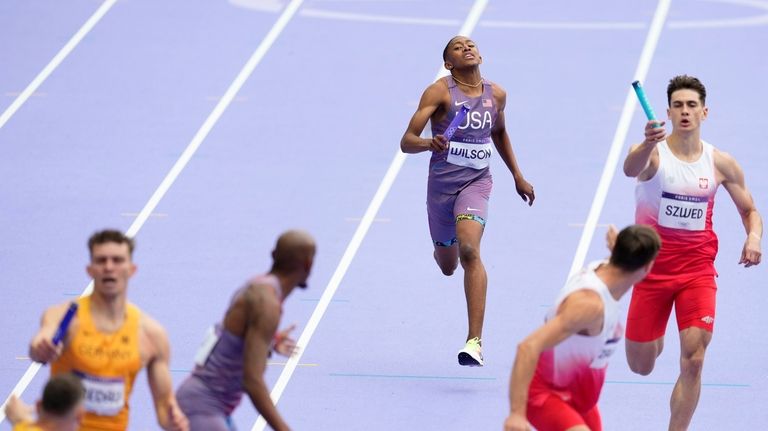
[507,291,604,424]
[490,85,534,205]
[144,316,188,431]
[242,294,290,431]
[623,121,665,179]
[28,302,71,363]
[400,82,450,154]
[3,396,34,425]
[717,150,762,267]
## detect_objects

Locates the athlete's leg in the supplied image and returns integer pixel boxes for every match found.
[668,327,711,431]
[625,278,675,375]
[428,189,459,275]
[527,395,592,431]
[177,377,235,431]
[625,337,665,375]
[668,276,716,431]
[581,403,602,431]
[187,414,236,431]
[454,177,491,341]
[456,218,486,340]
[433,243,459,276]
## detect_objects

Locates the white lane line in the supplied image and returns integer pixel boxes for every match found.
[120,212,168,218]
[250,1,490,430]
[0,0,305,423]
[567,0,672,277]
[343,217,391,223]
[4,92,47,98]
[0,0,118,132]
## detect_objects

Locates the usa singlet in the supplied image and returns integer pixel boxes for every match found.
[428,76,497,194]
[177,274,283,418]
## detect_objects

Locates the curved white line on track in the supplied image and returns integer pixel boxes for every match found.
[481,19,645,29]
[293,0,768,30]
[670,0,768,28]
[300,8,461,25]
[230,0,285,12]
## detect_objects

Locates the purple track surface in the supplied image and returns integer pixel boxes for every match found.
[2,1,766,429]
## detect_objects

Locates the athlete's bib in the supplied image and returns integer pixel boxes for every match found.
[446,141,492,169]
[589,326,622,369]
[658,191,707,231]
[75,371,125,416]
[193,325,221,367]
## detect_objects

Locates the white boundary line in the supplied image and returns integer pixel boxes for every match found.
[297,0,767,30]
[567,0,672,277]
[0,0,305,423]
[300,8,462,26]
[0,0,118,132]
[250,1,490,430]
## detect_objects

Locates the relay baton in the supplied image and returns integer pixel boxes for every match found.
[52,302,78,345]
[632,80,661,128]
[442,104,471,141]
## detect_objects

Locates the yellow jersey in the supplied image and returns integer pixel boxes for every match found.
[52,296,142,431]
[12,421,44,431]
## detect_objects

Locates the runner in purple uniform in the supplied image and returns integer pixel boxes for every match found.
[400,36,535,366]
[176,230,316,431]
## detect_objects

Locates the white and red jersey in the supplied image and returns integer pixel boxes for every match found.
[531,261,622,412]
[635,140,719,279]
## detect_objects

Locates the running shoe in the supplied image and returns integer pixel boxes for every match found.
[458,337,484,367]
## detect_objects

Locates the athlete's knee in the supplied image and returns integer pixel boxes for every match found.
[680,346,707,377]
[438,260,458,276]
[458,242,480,265]
[680,354,705,378]
[679,328,710,377]
[433,249,458,276]
[630,363,654,376]
[627,356,655,376]
[626,341,661,375]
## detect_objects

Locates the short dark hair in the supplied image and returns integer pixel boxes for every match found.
[41,373,85,416]
[609,225,661,272]
[667,75,706,106]
[442,36,461,61]
[88,229,135,257]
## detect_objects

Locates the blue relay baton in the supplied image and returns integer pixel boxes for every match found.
[442,104,471,141]
[632,80,661,128]
[52,302,78,345]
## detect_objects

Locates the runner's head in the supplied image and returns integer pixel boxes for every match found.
[443,36,482,71]
[86,230,137,298]
[666,75,708,131]
[609,224,661,276]
[667,75,706,106]
[271,230,316,289]
[37,373,85,429]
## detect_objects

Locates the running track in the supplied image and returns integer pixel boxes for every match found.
[1,0,766,429]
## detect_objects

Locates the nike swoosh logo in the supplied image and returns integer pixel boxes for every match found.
[455,100,468,106]
[466,207,481,211]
